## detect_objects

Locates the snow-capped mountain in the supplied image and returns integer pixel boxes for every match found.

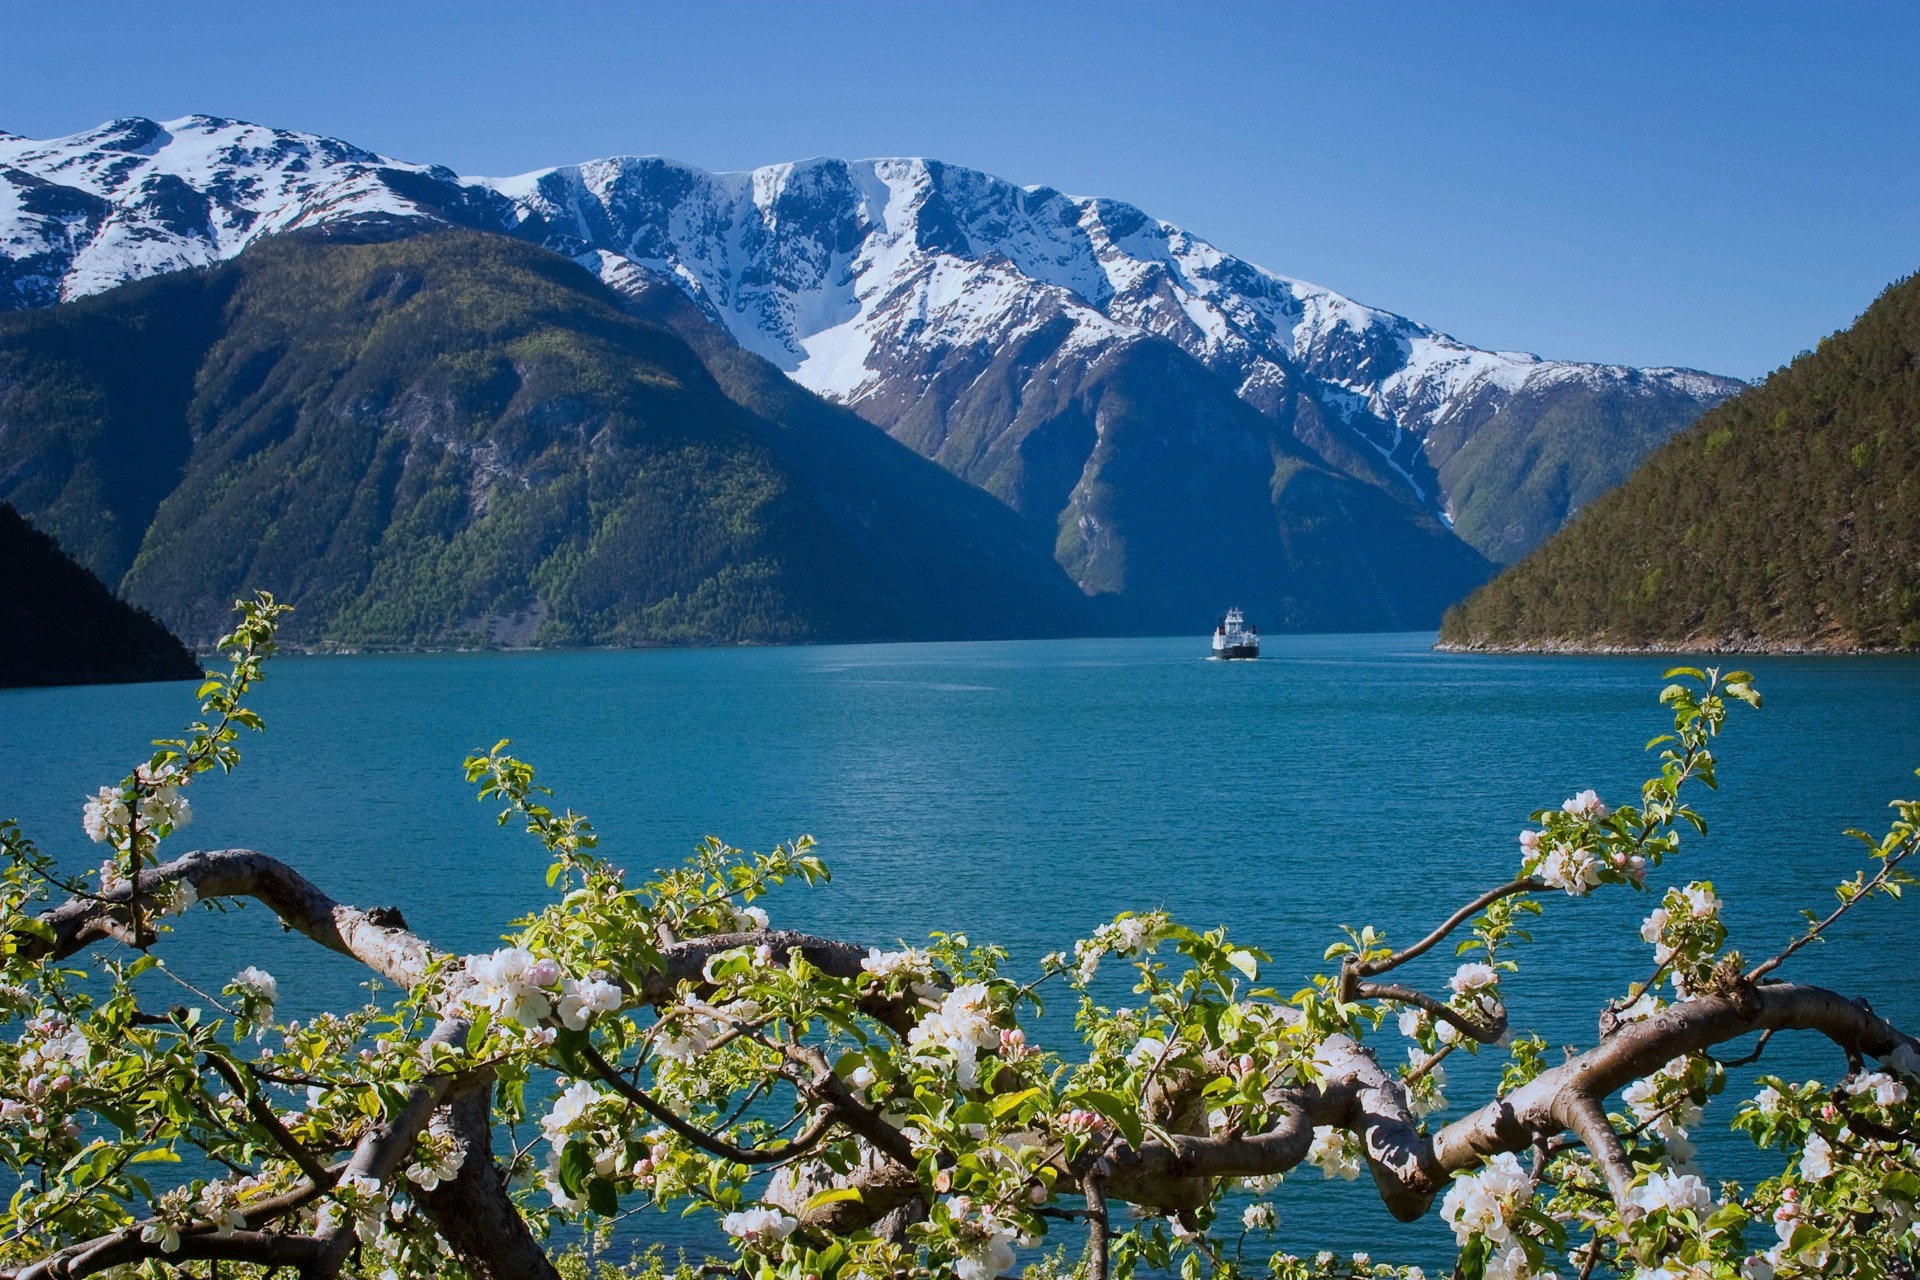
[485,154,1734,508]
[0,116,1742,565]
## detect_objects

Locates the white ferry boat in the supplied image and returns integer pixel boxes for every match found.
[1211,608,1260,659]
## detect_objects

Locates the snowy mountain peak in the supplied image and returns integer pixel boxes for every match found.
[0,115,1743,557]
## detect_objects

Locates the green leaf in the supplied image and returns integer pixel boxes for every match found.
[1079,1088,1144,1150]
[802,1187,864,1212]
[990,1087,1042,1118]
[558,1141,594,1195]
[587,1174,620,1217]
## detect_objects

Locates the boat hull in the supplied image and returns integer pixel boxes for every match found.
[1212,644,1259,660]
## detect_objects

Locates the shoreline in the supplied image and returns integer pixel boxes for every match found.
[1435,638,1916,657]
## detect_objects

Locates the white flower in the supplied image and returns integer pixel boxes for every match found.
[721,1205,798,1247]
[1305,1125,1362,1180]
[232,966,279,1005]
[1484,1244,1542,1280]
[1398,1007,1426,1038]
[655,1031,706,1062]
[1437,1017,1463,1045]
[1844,1071,1909,1109]
[1680,883,1721,920]
[906,983,999,1089]
[731,904,770,931]
[950,1204,1017,1280]
[1539,842,1601,895]
[1618,991,1662,1023]
[459,947,553,1027]
[1562,789,1609,819]
[540,1080,599,1145]
[196,1179,250,1236]
[82,786,130,844]
[1450,963,1498,995]
[140,1220,182,1252]
[1739,1256,1775,1280]
[850,1064,876,1088]
[154,878,198,917]
[136,774,191,831]
[1242,1201,1276,1231]
[1628,1170,1713,1215]
[1517,829,1541,853]
[1622,1076,1663,1124]
[1883,1042,1920,1080]
[1126,1036,1167,1069]
[861,947,934,980]
[1640,907,1675,963]
[1440,1152,1531,1245]
[1752,1085,1785,1116]
[1109,915,1153,953]
[1799,1132,1833,1180]
[556,977,622,1031]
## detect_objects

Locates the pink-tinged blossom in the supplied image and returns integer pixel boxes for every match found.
[1799,1132,1834,1180]
[555,976,622,1030]
[720,1206,797,1247]
[1440,1151,1531,1244]
[1562,789,1609,819]
[1449,963,1498,995]
[1627,1170,1713,1215]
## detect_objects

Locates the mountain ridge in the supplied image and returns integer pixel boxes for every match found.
[0,229,1109,648]
[0,115,1742,569]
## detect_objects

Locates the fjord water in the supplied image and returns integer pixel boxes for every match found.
[5,633,1920,1264]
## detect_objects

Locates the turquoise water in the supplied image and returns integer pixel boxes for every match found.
[5,633,1920,1264]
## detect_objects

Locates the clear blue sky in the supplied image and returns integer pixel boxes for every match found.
[4,1,1914,379]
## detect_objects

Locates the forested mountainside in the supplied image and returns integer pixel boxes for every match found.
[1441,272,1920,652]
[0,503,201,687]
[0,115,1741,571]
[616,270,1491,632]
[0,229,1101,648]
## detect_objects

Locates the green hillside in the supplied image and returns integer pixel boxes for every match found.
[1425,375,1738,566]
[1440,273,1920,651]
[0,503,201,687]
[0,230,1098,648]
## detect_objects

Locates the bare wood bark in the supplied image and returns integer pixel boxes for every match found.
[1084,1162,1111,1280]
[415,1081,566,1280]
[1562,1094,1633,1208]
[25,849,433,987]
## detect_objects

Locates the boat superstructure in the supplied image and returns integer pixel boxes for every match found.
[1211,608,1259,659]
